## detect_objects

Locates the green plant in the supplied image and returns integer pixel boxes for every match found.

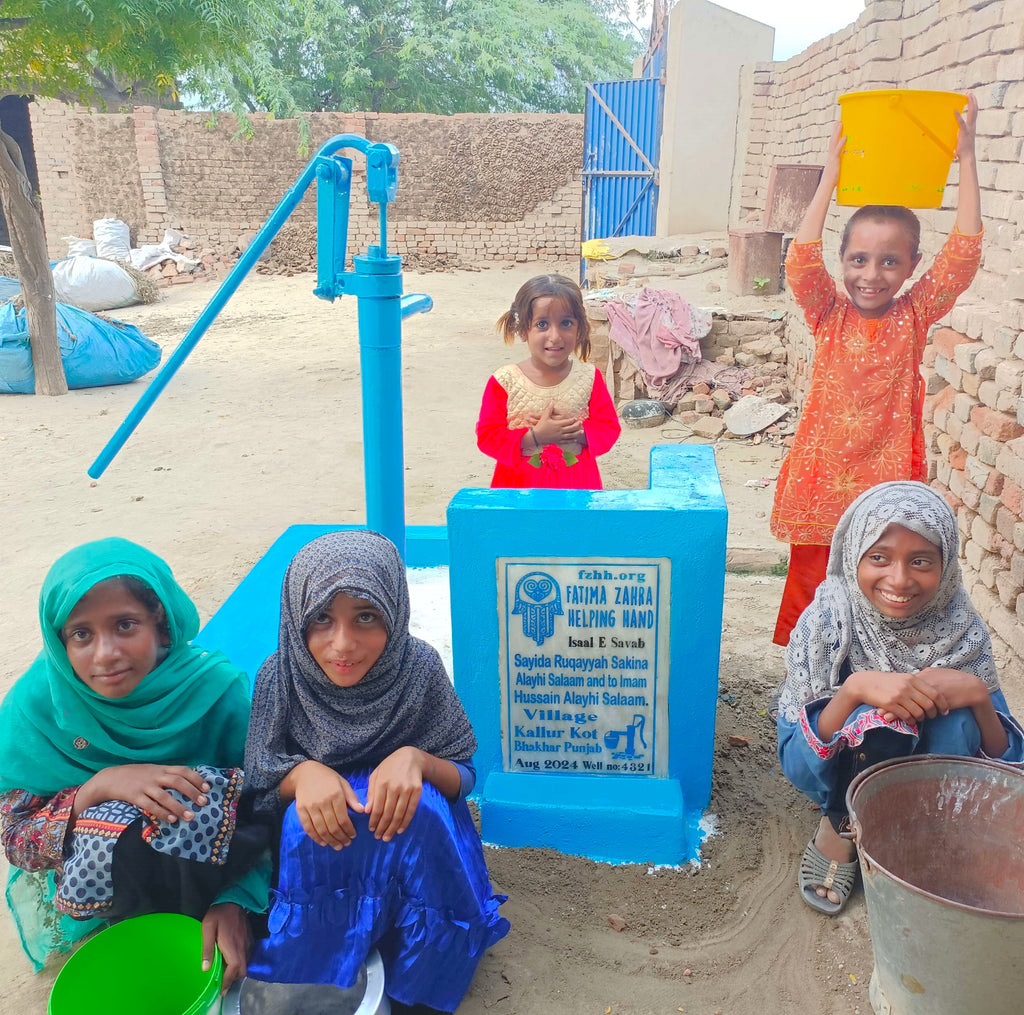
[752,276,771,292]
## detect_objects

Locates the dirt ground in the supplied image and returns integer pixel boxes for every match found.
[3,260,996,1014]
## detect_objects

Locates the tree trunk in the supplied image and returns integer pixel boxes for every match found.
[0,127,66,395]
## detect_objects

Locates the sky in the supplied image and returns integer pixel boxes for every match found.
[640,1,868,62]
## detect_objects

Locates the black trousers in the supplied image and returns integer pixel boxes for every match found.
[104,818,268,922]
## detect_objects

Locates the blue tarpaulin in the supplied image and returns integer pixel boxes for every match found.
[0,296,161,394]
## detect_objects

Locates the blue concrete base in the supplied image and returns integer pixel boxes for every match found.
[480,771,693,866]
[198,523,448,687]
[449,445,726,867]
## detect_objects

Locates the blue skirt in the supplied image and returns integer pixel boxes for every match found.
[247,771,509,1011]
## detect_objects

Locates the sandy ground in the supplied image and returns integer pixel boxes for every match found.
[2,261,1009,1013]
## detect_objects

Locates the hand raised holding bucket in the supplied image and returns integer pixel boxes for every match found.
[836,89,971,208]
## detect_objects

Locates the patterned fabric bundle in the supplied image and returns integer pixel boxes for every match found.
[779,481,998,722]
[56,765,241,917]
[245,529,477,813]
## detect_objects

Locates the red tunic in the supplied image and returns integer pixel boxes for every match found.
[771,228,982,547]
[476,361,621,489]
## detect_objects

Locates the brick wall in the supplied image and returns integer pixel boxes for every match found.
[733,0,1024,676]
[30,104,583,267]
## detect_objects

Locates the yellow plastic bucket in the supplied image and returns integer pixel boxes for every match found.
[837,89,967,208]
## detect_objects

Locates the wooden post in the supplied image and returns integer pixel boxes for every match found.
[0,128,67,395]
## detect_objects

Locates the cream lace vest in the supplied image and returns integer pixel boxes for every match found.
[494,361,595,456]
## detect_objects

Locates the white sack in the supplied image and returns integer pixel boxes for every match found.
[129,228,200,272]
[52,256,139,312]
[63,235,97,257]
[92,218,131,262]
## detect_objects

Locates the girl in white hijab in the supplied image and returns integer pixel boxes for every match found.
[777,482,1024,914]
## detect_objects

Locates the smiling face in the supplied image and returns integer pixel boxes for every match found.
[840,218,922,319]
[305,592,389,688]
[856,523,943,619]
[524,295,580,376]
[62,579,165,698]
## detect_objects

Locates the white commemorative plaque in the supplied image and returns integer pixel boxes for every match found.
[496,557,670,777]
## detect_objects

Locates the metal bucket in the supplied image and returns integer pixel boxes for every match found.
[846,755,1024,1015]
[222,949,389,1015]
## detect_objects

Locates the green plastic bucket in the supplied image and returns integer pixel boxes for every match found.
[49,913,223,1015]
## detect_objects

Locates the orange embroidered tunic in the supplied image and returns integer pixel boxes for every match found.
[771,229,982,547]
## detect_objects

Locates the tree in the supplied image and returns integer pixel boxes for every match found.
[185,0,641,119]
[0,0,273,394]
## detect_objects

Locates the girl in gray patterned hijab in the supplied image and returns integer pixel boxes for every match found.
[244,530,508,1010]
[778,482,1023,915]
[245,529,477,819]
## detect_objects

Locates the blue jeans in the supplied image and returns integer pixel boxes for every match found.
[822,705,982,833]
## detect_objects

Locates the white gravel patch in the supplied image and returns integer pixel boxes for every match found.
[407,566,453,680]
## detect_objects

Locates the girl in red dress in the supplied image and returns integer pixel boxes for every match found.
[476,274,620,489]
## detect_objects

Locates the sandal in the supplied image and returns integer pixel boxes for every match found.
[798,837,858,915]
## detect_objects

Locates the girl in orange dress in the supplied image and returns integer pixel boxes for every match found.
[771,94,983,646]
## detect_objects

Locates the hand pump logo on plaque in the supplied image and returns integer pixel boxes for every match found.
[498,558,670,777]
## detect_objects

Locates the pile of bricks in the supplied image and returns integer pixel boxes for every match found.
[142,264,207,287]
[672,312,792,440]
[141,234,209,288]
[926,322,1024,670]
[702,310,788,370]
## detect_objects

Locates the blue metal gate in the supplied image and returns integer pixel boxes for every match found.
[582,76,664,244]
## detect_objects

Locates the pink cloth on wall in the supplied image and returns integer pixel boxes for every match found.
[605,288,711,386]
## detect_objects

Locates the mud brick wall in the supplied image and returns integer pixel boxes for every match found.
[734,0,1024,676]
[29,105,147,247]
[30,104,583,267]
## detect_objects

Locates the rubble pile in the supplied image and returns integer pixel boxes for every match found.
[587,298,797,445]
[135,234,207,287]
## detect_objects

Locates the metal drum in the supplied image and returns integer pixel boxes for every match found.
[846,755,1024,1015]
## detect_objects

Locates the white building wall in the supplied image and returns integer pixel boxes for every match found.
[656,0,774,234]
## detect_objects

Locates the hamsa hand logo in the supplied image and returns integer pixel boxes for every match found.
[511,571,563,646]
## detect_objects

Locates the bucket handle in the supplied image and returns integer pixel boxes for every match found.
[840,819,872,872]
[890,92,960,160]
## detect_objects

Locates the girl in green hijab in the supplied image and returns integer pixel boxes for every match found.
[0,538,268,988]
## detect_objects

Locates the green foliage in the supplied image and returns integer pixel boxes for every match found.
[0,0,272,102]
[184,0,640,117]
